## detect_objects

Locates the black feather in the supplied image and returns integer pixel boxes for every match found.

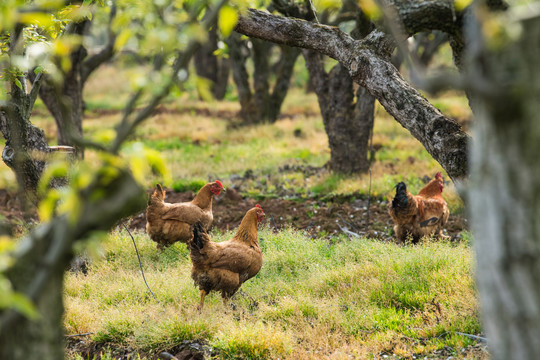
[191,222,206,250]
[420,217,439,227]
[392,182,409,209]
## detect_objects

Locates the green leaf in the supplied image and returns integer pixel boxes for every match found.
[34,66,44,75]
[18,12,54,27]
[114,29,132,52]
[14,78,22,89]
[218,6,238,37]
[358,0,382,21]
[195,76,213,102]
[454,0,473,11]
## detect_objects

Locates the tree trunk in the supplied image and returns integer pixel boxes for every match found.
[267,44,300,122]
[304,50,373,173]
[228,33,299,124]
[0,228,68,360]
[194,26,230,100]
[228,33,259,124]
[411,31,448,67]
[469,8,540,360]
[0,169,147,360]
[0,25,49,196]
[33,10,118,157]
[252,38,271,120]
[36,21,89,156]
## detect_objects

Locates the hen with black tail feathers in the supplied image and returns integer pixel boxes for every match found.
[392,182,410,210]
[388,173,449,243]
[188,205,265,310]
[191,222,207,252]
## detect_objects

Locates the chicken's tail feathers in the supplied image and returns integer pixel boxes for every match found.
[392,182,410,209]
[420,217,439,227]
[191,222,208,251]
[149,184,165,204]
[148,184,165,205]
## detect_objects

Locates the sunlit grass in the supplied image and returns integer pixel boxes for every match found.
[64,227,478,359]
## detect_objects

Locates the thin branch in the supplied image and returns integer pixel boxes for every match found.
[336,221,361,238]
[70,136,109,152]
[65,332,94,338]
[81,2,118,84]
[455,332,488,343]
[27,72,44,111]
[111,0,228,153]
[337,213,359,232]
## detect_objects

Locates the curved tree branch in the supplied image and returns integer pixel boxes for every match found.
[235,9,470,183]
[81,3,118,84]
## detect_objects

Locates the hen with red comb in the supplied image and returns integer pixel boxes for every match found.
[146,180,225,250]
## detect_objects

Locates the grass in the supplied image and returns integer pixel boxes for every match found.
[0,59,478,358]
[64,228,478,359]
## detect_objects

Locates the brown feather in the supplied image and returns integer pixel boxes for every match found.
[145,182,221,250]
[389,175,449,243]
[189,206,264,310]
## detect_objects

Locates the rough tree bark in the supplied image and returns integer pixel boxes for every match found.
[0,25,49,198]
[227,32,300,124]
[235,8,470,183]
[304,51,374,173]
[296,1,376,174]
[194,26,230,100]
[468,5,540,360]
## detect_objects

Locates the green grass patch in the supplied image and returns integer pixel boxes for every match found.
[64,228,478,359]
[171,178,207,193]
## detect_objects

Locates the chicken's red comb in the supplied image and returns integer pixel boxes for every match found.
[215,180,223,188]
[256,204,262,209]
[435,172,442,180]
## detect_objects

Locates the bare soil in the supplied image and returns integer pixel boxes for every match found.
[129,186,467,243]
[0,183,467,242]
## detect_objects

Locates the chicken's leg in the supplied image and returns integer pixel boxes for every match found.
[197,290,207,311]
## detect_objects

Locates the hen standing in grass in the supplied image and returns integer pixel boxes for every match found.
[145,181,225,250]
[388,173,449,243]
[189,205,265,310]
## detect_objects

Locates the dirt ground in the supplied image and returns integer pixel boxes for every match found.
[0,184,468,242]
[129,186,467,243]
[66,336,488,360]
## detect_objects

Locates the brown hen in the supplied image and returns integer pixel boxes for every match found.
[145,181,224,250]
[388,173,449,243]
[189,205,265,310]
